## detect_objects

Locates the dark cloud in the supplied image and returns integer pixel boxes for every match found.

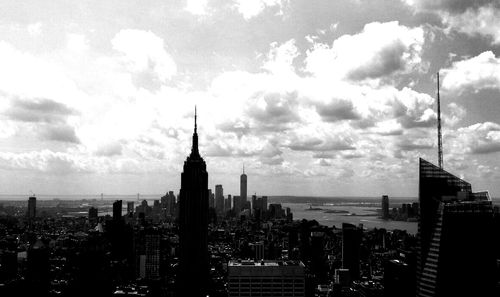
[470,142,500,154]
[40,125,80,144]
[5,98,75,123]
[413,0,498,14]
[348,42,407,81]
[316,99,360,122]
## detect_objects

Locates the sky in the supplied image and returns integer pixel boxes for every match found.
[0,0,500,198]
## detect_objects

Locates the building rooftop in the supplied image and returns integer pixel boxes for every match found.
[228,260,304,267]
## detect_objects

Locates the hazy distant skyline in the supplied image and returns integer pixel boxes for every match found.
[0,1,500,197]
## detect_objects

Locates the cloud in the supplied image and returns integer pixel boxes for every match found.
[0,150,87,174]
[246,91,301,131]
[315,98,360,122]
[185,0,210,16]
[95,142,123,157]
[233,0,289,20]
[405,0,500,44]
[442,51,500,92]
[455,122,500,154]
[111,29,177,85]
[288,136,355,152]
[305,21,425,81]
[40,124,80,144]
[4,98,75,123]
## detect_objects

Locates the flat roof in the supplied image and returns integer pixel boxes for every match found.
[228,260,304,267]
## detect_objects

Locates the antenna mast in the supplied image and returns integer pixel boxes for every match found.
[437,72,443,169]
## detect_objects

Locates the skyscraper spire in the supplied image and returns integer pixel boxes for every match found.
[190,106,200,158]
[437,72,443,169]
[243,164,245,174]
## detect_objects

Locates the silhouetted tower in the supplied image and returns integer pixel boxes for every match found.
[342,223,362,280]
[28,196,36,219]
[177,107,209,297]
[240,164,247,210]
[113,200,122,221]
[416,158,496,296]
[437,72,443,168]
[381,195,389,220]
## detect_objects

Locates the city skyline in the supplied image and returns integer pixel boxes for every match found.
[1,1,500,197]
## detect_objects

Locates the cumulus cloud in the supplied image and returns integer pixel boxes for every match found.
[111,29,177,86]
[305,21,425,81]
[455,122,500,154]
[405,0,500,44]
[4,98,75,123]
[442,51,500,92]
[95,142,123,157]
[233,0,288,19]
[315,98,360,122]
[3,98,80,144]
[40,125,80,144]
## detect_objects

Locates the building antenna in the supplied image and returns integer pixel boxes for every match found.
[243,164,245,174]
[437,72,443,169]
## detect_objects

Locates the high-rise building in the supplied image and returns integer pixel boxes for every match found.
[113,200,122,221]
[177,109,209,297]
[416,158,496,297]
[27,196,36,219]
[225,195,232,213]
[342,223,362,280]
[233,195,241,214]
[228,260,305,297]
[382,195,389,219]
[89,207,98,223]
[240,166,247,210]
[208,189,214,208]
[215,184,224,214]
[127,202,134,214]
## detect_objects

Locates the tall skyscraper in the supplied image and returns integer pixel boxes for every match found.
[381,195,389,219]
[416,158,496,297]
[177,108,209,297]
[240,165,247,210]
[113,200,122,221]
[127,202,134,214]
[342,223,362,280]
[28,196,36,219]
[215,184,224,214]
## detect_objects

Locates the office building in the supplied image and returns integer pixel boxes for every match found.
[177,109,209,296]
[416,158,496,297]
[89,207,98,223]
[113,200,122,221]
[215,184,224,214]
[228,260,305,297]
[381,195,389,219]
[208,189,214,208]
[240,166,247,210]
[28,196,36,219]
[225,195,232,213]
[127,202,134,214]
[342,223,362,280]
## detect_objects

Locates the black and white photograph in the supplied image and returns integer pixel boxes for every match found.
[0,1,499,296]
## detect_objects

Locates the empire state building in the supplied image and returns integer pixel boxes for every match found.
[177,108,209,296]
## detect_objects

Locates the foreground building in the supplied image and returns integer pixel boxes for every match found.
[177,109,209,296]
[416,158,496,297]
[228,260,305,297]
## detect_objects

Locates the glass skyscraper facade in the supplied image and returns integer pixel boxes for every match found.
[416,158,496,297]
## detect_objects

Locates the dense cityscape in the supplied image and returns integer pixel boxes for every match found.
[0,113,499,297]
